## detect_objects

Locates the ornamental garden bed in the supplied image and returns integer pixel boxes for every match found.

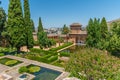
[0,57,22,67]
[19,64,41,74]
[19,64,62,80]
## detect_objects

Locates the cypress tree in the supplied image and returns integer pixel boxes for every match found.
[100,17,108,39]
[86,18,101,48]
[30,19,35,32]
[38,17,43,32]
[5,0,25,51]
[86,18,94,47]
[0,3,6,46]
[24,0,34,48]
[94,18,101,45]
[62,24,69,34]
[0,7,6,36]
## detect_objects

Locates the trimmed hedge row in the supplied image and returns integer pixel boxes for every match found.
[0,53,4,57]
[60,52,70,57]
[49,42,73,51]
[0,47,16,52]
[48,55,58,63]
[30,48,56,55]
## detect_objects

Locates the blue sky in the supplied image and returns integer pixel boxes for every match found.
[1,0,120,28]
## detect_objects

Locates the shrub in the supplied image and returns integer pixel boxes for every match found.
[60,52,70,57]
[19,66,28,73]
[28,66,40,73]
[0,53,4,57]
[30,48,57,55]
[48,55,58,62]
[34,41,39,46]
[49,42,73,51]
[42,54,52,58]
[65,48,120,80]
[5,60,18,66]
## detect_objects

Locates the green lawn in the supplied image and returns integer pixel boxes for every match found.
[0,57,22,67]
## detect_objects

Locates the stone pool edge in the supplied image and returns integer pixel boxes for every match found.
[0,55,70,80]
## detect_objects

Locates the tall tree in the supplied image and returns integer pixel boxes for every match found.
[0,3,6,46]
[4,0,25,51]
[97,17,109,50]
[100,17,108,39]
[30,19,35,32]
[38,17,43,32]
[0,7,6,36]
[86,18,94,47]
[86,18,101,48]
[37,17,55,48]
[24,0,34,48]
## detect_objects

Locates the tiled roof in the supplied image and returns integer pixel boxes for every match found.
[70,23,82,26]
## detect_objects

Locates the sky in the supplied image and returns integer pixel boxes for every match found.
[1,0,120,28]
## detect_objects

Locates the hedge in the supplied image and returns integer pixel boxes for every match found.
[28,66,40,73]
[48,55,58,63]
[0,53,4,57]
[19,66,28,74]
[30,48,57,55]
[49,42,73,51]
[60,52,70,57]
[5,60,18,66]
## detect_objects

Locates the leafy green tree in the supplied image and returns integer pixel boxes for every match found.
[37,18,56,48]
[0,7,6,35]
[4,0,25,51]
[24,0,34,48]
[37,32,47,49]
[86,18,109,49]
[111,22,120,36]
[97,17,109,50]
[108,34,120,53]
[100,17,108,39]
[0,4,6,46]
[111,22,118,33]
[38,17,43,32]
[37,17,45,48]
[30,19,35,32]
[62,24,69,34]
[108,23,120,53]
[93,18,101,47]
[86,18,94,47]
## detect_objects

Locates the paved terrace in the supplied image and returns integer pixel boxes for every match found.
[0,55,70,80]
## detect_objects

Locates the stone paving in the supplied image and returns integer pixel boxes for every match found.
[0,64,9,73]
[0,55,70,80]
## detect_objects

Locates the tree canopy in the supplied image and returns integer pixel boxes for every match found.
[4,0,25,51]
[0,7,6,35]
[62,24,69,34]
[38,17,43,32]
[24,0,34,49]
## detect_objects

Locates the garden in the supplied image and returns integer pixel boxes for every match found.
[0,57,22,67]
[14,42,73,67]
[19,64,62,80]
[65,47,120,80]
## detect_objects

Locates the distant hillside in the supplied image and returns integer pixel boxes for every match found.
[107,18,120,27]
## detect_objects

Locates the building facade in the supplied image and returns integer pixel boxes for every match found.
[69,23,87,43]
[33,23,87,43]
